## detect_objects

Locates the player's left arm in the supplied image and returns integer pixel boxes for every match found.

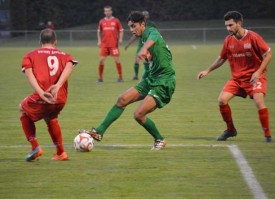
[48,61,75,100]
[117,20,124,44]
[24,68,55,104]
[250,50,272,83]
[119,31,124,44]
[124,35,137,50]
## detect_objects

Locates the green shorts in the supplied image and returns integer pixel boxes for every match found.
[134,77,176,108]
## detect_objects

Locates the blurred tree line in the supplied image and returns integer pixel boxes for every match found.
[7,0,275,30]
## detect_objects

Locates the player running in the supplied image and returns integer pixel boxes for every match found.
[80,11,176,150]
[97,5,124,82]
[197,11,272,142]
[124,11,156,80]
[20,29,78,161]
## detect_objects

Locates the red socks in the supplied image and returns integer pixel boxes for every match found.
[46,119,64,155]
[20,114,39,150]
[98,64,104,80]
[220,105,271,137]
[258,108,271,137]
[99,63,123,79]
[219,104,235,131]
[20,114,65,154]
[116,63,123,79]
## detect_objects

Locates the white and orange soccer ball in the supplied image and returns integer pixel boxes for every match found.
[74,133,94,152]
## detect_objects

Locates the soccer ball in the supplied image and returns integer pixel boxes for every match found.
[74,133,94,152]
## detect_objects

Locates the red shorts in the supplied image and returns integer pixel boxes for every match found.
[100,47,120,56]
[222,77,267,98]
[20,97,65,122]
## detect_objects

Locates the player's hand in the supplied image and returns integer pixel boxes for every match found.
[119,39,123,44]
[39,91,55,104]
[97,41,101,48]
[250,71,261,84]
[47,84,61,101]
[197,70,209,80]
[137,48,148,62]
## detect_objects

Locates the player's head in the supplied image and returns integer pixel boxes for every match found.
[224,11,243,36]
[104,5,113,18]
[127,11,146,37]
[142,11,150,19]
[39,28,57,46]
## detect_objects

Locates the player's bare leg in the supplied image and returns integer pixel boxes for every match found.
[97,56,106,82]
[253,92,272,142]
[113,56,123,82]
[134,95,166,150]
[217,91,237,141]
[81,88,144,141]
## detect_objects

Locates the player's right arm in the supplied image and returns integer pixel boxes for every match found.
[197,56,226,79]
[97,21,102,47]
[124,35,137,50]
[24,68,55,104]
[97,32,101,47]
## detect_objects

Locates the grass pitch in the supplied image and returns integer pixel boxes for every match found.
[0,44,274,199]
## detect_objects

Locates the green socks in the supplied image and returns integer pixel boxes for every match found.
[134,63,139,77]
[96,105,163,141]
[141,117,164,140]
[96,105,124,134]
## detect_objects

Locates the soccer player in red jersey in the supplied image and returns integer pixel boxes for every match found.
[197,11,272,142]
[97,5,124,82]
[20,29,78,161]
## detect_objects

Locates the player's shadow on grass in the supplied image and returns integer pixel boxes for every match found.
[96,146,129,150]
[173,135,215,141]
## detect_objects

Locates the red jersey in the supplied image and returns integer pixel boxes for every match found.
[220,30,270,82]
[21,47,78,104]
[98,17,123,47]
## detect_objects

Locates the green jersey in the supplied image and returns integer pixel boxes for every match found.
[138,21,156,47]
[141,26,175,80]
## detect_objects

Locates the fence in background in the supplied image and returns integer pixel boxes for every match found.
[0,27,275,47]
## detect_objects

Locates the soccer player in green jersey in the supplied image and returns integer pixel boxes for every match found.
[80,11,176,150]
[125,11,156,80]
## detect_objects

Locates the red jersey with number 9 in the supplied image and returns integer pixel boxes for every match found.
[220,30,271,82]
[21,47,77,104]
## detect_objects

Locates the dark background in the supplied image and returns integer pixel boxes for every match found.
[2,0,275,30]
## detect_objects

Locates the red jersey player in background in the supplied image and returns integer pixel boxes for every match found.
[97,5,124,82]
[20,29,78,161]
[197,11,272,142]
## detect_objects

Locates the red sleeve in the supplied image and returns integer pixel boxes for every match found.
[116,19,123,32]
[252,33,270,57]
[66,54,78,66]
[21,53,33,72]
[97,20,102,32]
[220,37,228,60]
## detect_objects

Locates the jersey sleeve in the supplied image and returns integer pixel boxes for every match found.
[147,29,160,43]
[116,19,123,32]
[66,54,78,67]
[97,20,102,32]
[252,33,270,57]
[220,38,228,60]
[21,53,33,72]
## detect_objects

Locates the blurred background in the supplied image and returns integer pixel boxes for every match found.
[0,0,275,46]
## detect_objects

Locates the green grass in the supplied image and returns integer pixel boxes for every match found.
[0,44,275,199]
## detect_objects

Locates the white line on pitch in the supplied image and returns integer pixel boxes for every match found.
[228,144,268,199]
[0,143,229,148]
